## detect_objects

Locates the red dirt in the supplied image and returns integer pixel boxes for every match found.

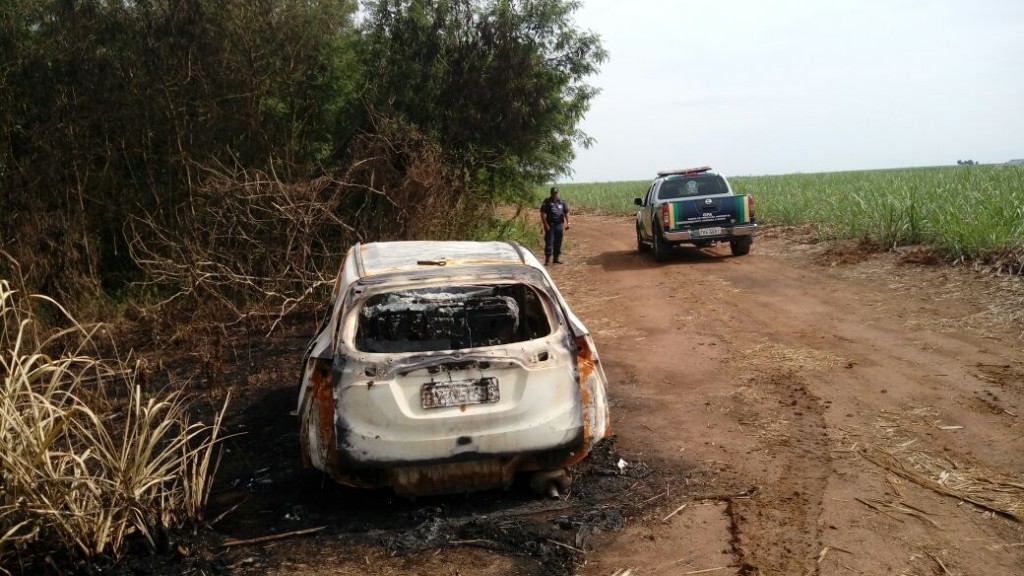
[559,214,1024,576]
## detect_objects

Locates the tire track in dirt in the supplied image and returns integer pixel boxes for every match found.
[566,213,1024,576]
[560,215,836,575]
[728,370,831,576]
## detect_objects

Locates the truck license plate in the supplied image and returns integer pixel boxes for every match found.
[421,378,500,409]
[696,227,723,237]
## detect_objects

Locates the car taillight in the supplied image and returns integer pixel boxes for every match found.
[575,335,591,359]
[748,196,756,222]
[661,204,669,228]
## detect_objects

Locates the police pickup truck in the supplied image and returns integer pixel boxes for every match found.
[634,166,757,261]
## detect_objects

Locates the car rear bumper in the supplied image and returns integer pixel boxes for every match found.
[300,356,593,493]
[333,373,586,466]
[328,399,587,494]
[331,444,586,496]
[663,223,757,243]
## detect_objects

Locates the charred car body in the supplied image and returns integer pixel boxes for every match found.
[297,241,611,496]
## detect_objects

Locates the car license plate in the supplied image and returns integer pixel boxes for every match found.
[696,227,723,237]
[421,378,500,409]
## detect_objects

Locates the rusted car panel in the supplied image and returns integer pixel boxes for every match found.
[297,241,611,496]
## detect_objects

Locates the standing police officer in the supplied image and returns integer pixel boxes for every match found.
[540,186,570,265]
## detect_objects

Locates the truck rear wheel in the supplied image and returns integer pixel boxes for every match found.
[652,228,669,262]
[730,236,752,256]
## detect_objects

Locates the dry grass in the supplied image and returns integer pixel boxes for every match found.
[862,446,1024,522]
[739,415,793,446]
[862,407,1024,523]
[768,232,1024,339]
[0,277,229,566]
[740,342,847,372]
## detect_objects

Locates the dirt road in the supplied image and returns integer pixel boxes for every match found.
[211,213,1023,576]
[556,214,1024,576]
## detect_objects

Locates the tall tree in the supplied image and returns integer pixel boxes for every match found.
[0,0,361,303]
[358,0,606,202]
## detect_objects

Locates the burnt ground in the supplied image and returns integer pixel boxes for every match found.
[12,213,1024,576]
[209,395,669,576]
[52,314,706,576]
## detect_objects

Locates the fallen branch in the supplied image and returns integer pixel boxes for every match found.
[689,487,758,501]
[818,545,854,564]
[854,497,903,523]
[927,552,954,576]
[885,474,905,498]
[639,490,667,506]
[209,501,243,526]
[449,538,503,552]
[219,526,328,548]
[891,500,942,527]
[859,497,941,528]
[861,446,1023,522]
[662,502,688,522]
[545,538,584,554]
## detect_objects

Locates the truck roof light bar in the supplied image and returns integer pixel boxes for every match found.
[657,166,713,177]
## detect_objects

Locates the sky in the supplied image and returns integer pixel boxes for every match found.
[565,0,1024,181]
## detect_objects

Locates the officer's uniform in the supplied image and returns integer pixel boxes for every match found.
[540,191,569,264]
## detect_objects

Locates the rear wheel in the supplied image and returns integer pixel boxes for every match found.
[652,227,669,262]
[636,225,650,253]
[730,236,752,256]
[528,469,572,499]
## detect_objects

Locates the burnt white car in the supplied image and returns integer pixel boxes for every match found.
[296,241,611,496]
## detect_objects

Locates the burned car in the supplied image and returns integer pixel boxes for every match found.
[296,241,611,497]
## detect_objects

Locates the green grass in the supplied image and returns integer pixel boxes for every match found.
[541,165,1024,264]
[473,208,544,251]
[540,181,651,214]
[733,166,1024,258]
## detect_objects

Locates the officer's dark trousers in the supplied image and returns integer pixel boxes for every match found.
[544,223,564,259]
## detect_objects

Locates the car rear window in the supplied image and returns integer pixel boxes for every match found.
[657,175,728,200]
[354,284,552,353]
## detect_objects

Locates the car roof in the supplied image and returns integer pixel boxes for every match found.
[353,241,530,277]
[330,240,590,338]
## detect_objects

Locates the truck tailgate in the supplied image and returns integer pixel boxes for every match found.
[665,194,754,231]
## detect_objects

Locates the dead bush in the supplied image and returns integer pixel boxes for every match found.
[128,117,492,335]
[341,116,491,242]
[127,170,351,333]
[974,243,1024,276]
[0,211,110,323]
